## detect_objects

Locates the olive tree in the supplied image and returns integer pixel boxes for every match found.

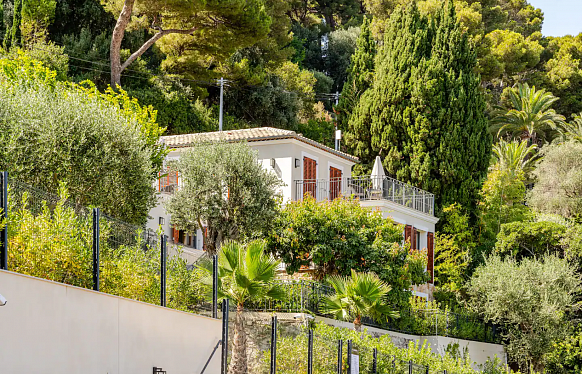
[166,141,282,255]
[0,55,165,224]
[528,141,582,218]
[467,255,580,372]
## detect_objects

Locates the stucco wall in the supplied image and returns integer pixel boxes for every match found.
[359,200,438,234]
[0,270,222,374]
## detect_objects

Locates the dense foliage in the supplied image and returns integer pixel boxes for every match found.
[546,328,582,374]
[527,141,582,218]
[347,2,491,216]
[267,196,428,309]
[6,186,202,312]
[0,54,165,224]
[467,255,581,372]
[259,323,507,374]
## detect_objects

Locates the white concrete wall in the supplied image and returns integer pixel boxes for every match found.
[314,315,506,369]
[0,270,222,374]
[422,336,507,368]
[360,200,438,235]
[252,139,356,203]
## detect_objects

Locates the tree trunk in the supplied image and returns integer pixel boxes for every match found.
[354,315,362,332]
[109,0,198,89]
[228,304,248,374]
[110,0,135,88]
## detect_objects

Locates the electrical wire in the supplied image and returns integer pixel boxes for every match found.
[0,35,341,97]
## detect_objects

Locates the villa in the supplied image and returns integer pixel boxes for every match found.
[147,127,439,294]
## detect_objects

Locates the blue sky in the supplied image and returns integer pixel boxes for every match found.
[528,0,582,37]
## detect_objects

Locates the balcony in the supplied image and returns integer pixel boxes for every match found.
[294,176,435,216]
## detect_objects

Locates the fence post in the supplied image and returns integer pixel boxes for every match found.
[426,365,429,374]
[221,299,230,374]
[347,340,352,374]
[270,315,277,374]
[92,208,100,291]
[307,328,314,374]
[160,234,167,307]
[337,340,343,374]
[212,255,218,319]
[372,348,377,374]
[408,360,413,374]
[0,171,7,270]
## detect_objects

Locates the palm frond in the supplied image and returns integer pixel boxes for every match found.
[322,270,396,328]
[491,83,565,143]
[559,113,582,142]
[492,139,540,176]
[265,284,288,302]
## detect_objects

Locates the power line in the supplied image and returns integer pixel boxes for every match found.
[0,35,340,97]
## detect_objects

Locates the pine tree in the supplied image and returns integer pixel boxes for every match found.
[348,1,491,217]
[336,17,376,136]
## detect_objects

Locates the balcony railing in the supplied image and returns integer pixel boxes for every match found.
[294,176,435,216]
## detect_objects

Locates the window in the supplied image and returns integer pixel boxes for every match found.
[158,168,178,194]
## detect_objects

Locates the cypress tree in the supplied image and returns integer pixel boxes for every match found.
[9,0,20,48]
[336,17,376,135]
[2,0,13,49]
[348,1,491,217]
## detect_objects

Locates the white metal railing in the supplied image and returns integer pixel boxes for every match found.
[294,176,435,216]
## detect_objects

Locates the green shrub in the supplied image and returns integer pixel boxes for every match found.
[546,327,582,374]
[0,53,166,224]
[259,323,490,374]
[5,185,205,311]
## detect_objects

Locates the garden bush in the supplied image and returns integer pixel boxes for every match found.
[258,323,508,374]
[0,53,166,224]
[4,184,205,312]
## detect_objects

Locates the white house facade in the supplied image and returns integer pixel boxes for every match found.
[146,127,438,292]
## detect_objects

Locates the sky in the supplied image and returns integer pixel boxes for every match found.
[528,0,582,37]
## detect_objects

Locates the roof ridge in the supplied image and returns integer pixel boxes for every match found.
[160,126,358,162]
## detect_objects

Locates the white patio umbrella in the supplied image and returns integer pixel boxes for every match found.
[370,156,385,190]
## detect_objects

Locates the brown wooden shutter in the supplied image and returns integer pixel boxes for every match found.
[202,227,208,251]
[404,225,412,247]
[303,157,317,198]
[427,232,434,283]
[172,226,179,243]
[329,166,342,200]
[411,227,417,250]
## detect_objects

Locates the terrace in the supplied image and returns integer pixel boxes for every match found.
[294,175,435,216]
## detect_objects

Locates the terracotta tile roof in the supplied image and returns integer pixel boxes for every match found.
[161,127,359,163]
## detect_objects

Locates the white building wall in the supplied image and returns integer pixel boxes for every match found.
[147,139,356,250]
[0,270,222,374]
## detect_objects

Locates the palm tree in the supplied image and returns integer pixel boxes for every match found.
[559,112,582,142]
[201,240,285,374]
[491,139,540,178]
[321,269,399,332]
[491,83,565,144]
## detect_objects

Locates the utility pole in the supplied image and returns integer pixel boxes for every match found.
[334,91,341,150]
[218,77,224,132]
